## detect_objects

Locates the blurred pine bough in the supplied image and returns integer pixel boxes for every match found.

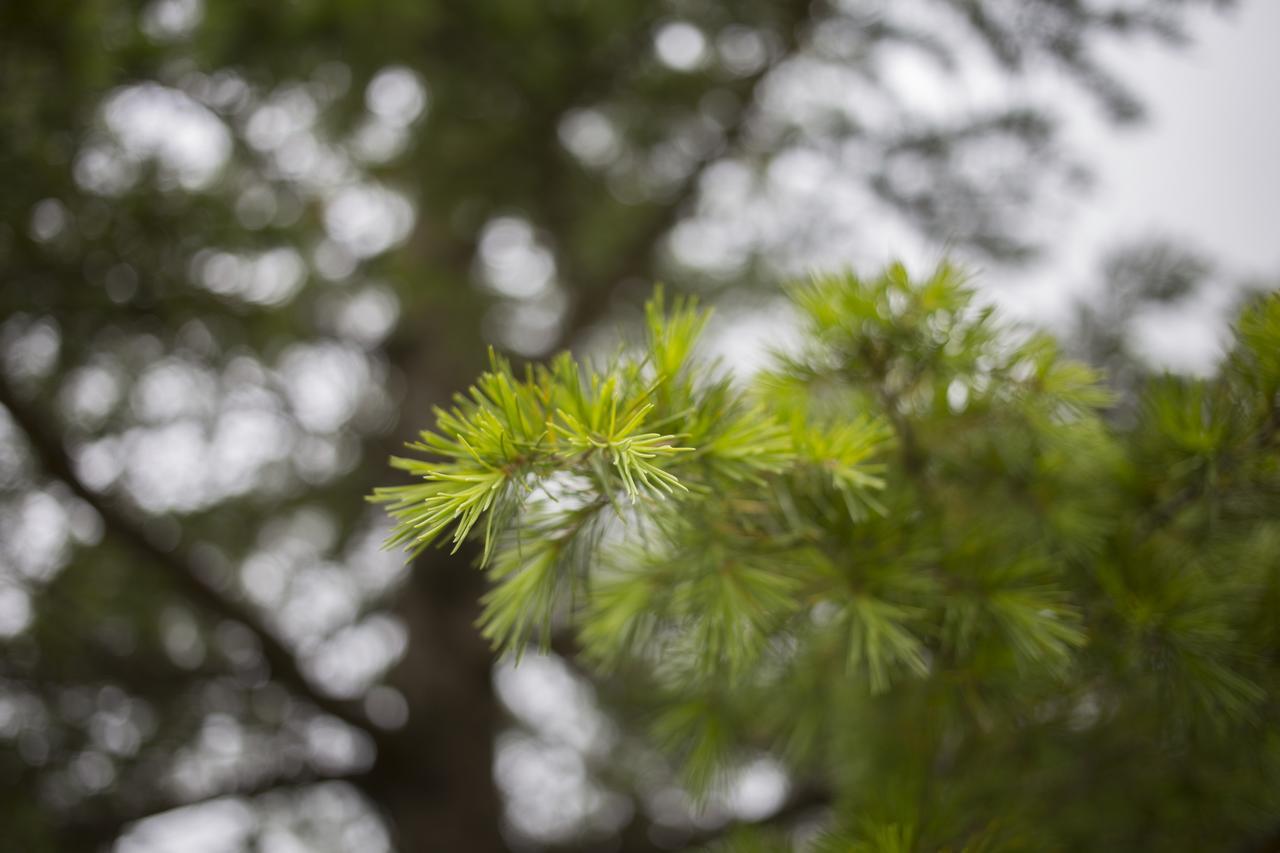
[377,265,1280,851]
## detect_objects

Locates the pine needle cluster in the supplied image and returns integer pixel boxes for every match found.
[375,265,1280,851]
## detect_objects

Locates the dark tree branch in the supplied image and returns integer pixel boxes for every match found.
[60,765,374,848]
[0,372,381,739]
[559,0,819,343]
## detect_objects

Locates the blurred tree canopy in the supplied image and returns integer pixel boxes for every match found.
[0,1,1247,851]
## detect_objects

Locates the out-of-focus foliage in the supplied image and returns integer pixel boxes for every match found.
[390,266,1280,851]
[0,0,1242,850]
[1070,237,1273,396]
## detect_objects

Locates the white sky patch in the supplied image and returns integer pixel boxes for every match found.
[3,490,72,582]
[193,248,308,307]
[95,84,231,192]
[478,216,556,299]
[703,298,804,381]
[332,285,401,348]
[716,25,769,77]
[323,184,415,259]
[115,798,256,853]
[0,584,32,638]
[1128,282,1242,376]
[655,21,709,72]
[209,407,294,494]
[277,341,372,434]
[558,108,621,168]
[494,654,612,756]
[29,198,70,243]
[365,67,428,127]
[141,0,204,42]
[308,614,408,698]
[246,86,318,153]
[726,755,789,820]
[2,316,61,382]
[987,0,1280,367]
[131,359,218,423]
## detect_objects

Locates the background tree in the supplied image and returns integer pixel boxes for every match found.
[1068,237,1274,407]
[0,1,1238,850]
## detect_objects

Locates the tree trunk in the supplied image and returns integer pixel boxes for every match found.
[367,305,507,852]
[376,548,506,853]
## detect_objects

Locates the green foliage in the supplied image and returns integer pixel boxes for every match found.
[380,265,1280,850]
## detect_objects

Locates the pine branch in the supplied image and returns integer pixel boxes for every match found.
[1137,394,1280,538]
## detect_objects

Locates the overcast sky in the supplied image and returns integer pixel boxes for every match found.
[992,0,1280,367]
[1093,0,1280,277]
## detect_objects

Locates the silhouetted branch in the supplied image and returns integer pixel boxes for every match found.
[60,766,374,848]
[0,373,380,739]
[561,0,818,341]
